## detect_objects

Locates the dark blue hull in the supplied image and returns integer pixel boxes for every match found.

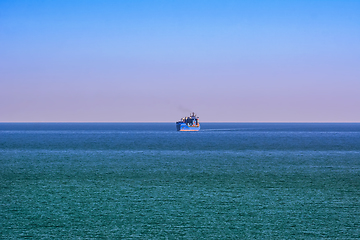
[176,122,200,131]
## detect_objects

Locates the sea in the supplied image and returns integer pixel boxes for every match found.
[1,123,360,239]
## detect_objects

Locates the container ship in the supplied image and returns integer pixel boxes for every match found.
[176,112,200,131]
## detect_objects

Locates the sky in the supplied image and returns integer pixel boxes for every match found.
[1,0,359,122]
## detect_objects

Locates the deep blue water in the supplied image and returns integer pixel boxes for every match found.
[1,123,360,238]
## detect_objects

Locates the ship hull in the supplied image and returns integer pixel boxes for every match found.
[176,123,200,131]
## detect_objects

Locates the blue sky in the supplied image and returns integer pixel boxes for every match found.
[1,0,359,122]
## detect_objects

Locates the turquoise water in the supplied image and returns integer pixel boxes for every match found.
[1,123,360,238]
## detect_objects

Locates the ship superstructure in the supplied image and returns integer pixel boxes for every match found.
[176,112,200,131]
